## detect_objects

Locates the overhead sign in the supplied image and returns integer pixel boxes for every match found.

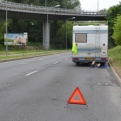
[67,87,87,105]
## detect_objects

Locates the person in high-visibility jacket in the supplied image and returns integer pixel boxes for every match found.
[72,43,78,54]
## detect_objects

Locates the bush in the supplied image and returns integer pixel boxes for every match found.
[51,37,66,49]
[0,36,4,45]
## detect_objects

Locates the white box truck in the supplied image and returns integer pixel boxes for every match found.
[72,25,108,65]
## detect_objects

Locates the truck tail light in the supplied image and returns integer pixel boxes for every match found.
[73,57,79,60]
[101,58,106,60]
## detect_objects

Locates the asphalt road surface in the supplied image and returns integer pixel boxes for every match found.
[0,52,121,121]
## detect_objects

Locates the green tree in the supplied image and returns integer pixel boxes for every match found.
[112,15,121,45]
[4,0,81,49]
[49,0,80,49]
[8,0,39,5]
[0,20,6,45]
[106,2,121,47]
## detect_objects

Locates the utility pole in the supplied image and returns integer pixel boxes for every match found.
[6,0,8,55]
[66,17,75,50]
[97,0,99,11]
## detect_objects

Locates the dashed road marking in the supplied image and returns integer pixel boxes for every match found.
[25,70,38,76]
[53,62,59,65]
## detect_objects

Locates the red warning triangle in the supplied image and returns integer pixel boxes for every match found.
[67,87,86,105]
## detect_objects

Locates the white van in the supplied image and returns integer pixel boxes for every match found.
[72,25,108,65]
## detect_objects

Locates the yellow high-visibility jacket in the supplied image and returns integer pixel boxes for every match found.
[72,43,78,54]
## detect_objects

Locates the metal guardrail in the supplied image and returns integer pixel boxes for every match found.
[0,1,106,16]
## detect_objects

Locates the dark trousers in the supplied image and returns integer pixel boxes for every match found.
[22,43,25,49]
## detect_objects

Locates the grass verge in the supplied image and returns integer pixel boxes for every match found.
[0,49,69,61]
[108,46,121,78]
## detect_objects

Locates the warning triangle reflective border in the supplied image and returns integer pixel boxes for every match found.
[67,87,87,105]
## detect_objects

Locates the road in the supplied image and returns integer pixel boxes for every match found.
[0,52,121,121]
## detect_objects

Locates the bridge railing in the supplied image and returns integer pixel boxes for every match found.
[0,1,106,16]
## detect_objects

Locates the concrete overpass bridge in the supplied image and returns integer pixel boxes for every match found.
[0,1,107,49]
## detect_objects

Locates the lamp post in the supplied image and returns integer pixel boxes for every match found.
[6,0,8,55]
[45,0,49,50]
[66,17,75,50]
[97,0,99,11]
[44,1,60,50]
[45,0,46,7]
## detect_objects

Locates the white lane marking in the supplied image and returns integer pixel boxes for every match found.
[25,70,38,76]
[65,58,68,60]
[53,61,59,65]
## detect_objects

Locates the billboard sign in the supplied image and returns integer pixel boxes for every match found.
[4,33,28,45]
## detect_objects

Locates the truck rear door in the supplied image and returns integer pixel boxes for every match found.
[75,33,95,59]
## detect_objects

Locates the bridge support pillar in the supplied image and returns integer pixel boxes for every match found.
[43,20,50,50]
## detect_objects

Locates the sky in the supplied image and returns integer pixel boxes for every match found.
[79,0,121,11]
